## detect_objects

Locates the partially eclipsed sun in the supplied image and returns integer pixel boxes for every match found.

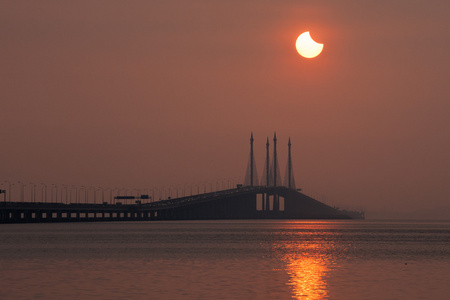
[296,31,324,58]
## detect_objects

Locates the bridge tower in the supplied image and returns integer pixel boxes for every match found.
[284,137,296,190]
[270,132,282,211]
[244,132,259,186]
[260,138,270,210]
[268,133,282,187]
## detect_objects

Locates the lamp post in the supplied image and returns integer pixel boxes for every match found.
[80,186,85,203]
[10,183,15,202]
[17,181,25,202]
[1,182,6,202]
[167,186,171,199]
[97,187,104,204]
[122,189,129,203]
[152,186,159,201]
[62,185,68,204]
[22,182,26,202]
[71,185,78,204]
[29,182,36,202]
[85,186,89,204]
[183,184,189,197]
[51,184,58,203]
[159,186,164,200]
[112,188,120,204]
[150,188,154,203]
[104,187,111,204]
[88,186,96,204]
[4,181,11,202]
[41,183,47,203]
[109,188,114,204]
[132,188,140,200]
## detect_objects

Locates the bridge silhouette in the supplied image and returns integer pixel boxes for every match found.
[0,133,364,223]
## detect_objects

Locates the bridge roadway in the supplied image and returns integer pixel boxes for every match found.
[0,186,363,223]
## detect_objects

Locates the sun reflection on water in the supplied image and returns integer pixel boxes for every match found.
[285,255,328,299]
[272,221,341,300]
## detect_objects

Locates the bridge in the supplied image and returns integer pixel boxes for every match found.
[0,133,364,223]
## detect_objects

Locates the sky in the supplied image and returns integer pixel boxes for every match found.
[1,1,449,218]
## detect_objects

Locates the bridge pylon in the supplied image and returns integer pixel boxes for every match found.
[260,137,270,211]
[269,133,282,211]
[244,132,259,187]
[244,132,298,212]
[283,137,296,190]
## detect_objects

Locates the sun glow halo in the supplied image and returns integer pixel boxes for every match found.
[295,31,324,58]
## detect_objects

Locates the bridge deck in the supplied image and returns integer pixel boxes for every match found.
[0,186,364,223]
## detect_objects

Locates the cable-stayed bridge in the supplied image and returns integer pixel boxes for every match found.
[0,133,364,223]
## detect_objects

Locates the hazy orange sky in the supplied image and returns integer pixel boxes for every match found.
[1,1,449,218]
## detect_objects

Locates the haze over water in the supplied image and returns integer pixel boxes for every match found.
[1,1,449,296]
[1,1,450,219]
[1,220,449,299]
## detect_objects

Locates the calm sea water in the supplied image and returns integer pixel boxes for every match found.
[0,220,449,299]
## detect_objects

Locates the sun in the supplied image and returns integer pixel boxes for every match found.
[295,31,324,58]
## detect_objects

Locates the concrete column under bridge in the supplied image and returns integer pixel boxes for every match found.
[146,186,359,220]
